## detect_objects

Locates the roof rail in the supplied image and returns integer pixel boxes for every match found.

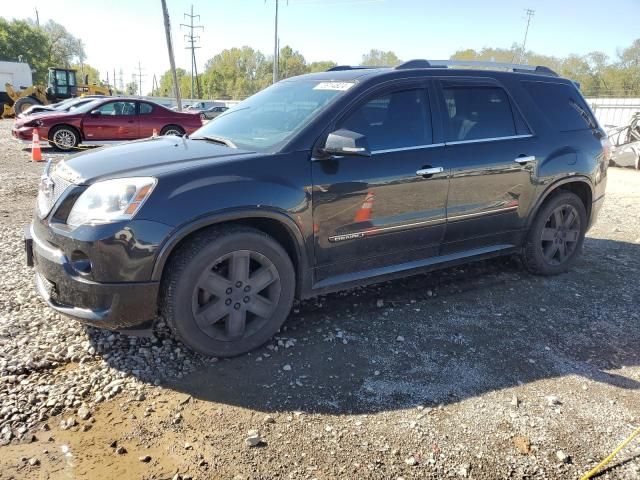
[326,65,382,72]
[395,59,559,77]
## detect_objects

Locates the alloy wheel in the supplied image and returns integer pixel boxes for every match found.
[540,204,581,265]
[53,129,75,149]
[191,250,281,341]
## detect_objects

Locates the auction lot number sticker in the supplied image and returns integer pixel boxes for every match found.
[313,81,355,91]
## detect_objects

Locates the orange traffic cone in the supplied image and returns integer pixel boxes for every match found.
[152,128,158,138]
[31,129,42,162]
[353,191,375,223]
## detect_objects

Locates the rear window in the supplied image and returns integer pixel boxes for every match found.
[522,81,597,131]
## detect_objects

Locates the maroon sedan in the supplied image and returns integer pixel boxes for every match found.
[12,97,203,151]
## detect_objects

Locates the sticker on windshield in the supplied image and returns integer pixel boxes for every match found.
[313,81,355,91]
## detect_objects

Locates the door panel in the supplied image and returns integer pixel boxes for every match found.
[436,80,538,252]
[311,86,449,281]
[137,102,157,138]
[82,101,139,141]
[441,137,538,251]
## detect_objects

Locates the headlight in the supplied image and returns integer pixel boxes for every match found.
[67,177,156,227]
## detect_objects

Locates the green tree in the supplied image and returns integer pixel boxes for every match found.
[361,49,402,67]
[308,60,337,73]
[158,68,188,97]
[0,18,50,83]
[276,45,308,79]
[125,81,138,95]
[38,20,85,69]
[201,46,269,99]
[70,63,102,85]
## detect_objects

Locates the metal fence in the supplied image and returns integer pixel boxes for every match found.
[586,97,640,128]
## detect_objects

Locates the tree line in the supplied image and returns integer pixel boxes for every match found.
[156,42,640,99]
[1,17,639,99]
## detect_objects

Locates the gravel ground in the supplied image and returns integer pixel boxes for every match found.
[0,118,638,479]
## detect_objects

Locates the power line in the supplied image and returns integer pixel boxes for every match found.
[181,5,204,98]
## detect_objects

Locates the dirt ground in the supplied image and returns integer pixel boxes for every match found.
[0,118,638,479]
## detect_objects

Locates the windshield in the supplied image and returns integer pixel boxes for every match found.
[192,79,355,151]
[69,98,108,114]
[53,98,88,111]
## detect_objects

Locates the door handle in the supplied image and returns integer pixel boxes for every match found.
[515,155,536,164]
[416,166,444,177]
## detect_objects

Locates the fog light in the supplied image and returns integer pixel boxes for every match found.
[70,250,91,275]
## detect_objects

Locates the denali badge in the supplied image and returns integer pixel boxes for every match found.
[328,232,365,243]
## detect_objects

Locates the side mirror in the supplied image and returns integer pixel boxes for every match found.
[89,109,101,116]
[323,129,371,157]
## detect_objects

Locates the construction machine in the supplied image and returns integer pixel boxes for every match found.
[1,62,111,118]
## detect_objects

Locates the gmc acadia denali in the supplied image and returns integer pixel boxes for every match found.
[25,60,609,356]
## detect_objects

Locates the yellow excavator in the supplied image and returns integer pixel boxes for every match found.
[1,66,111,118]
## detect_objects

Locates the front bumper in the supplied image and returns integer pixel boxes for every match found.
[25,223,160,330]
[12,127,49,146]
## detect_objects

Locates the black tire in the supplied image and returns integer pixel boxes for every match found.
[160,125,185,136]
[49,125,79,152]
[160,226,296,357]
[13,96,41,115]
[522,191,587,275]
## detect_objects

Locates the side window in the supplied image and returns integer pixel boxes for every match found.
[522,81,597,131]
[97,101,136,116]
[139,103,153,115]
[443,86,517,142]
[339,89,432,151]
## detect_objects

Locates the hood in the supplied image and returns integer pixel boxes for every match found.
[55,136,258,184]
[15,109,79,127]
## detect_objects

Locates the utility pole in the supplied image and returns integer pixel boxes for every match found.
[118,68,124,93]
[35,9,40,28]
[181,5,204,99]
[273,0,279,83]
[266,0,287,83]
[518,9,535,64]
[161,0,182,110]
[133,61,146,96]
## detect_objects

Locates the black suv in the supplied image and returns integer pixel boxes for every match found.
[26,60,609,357]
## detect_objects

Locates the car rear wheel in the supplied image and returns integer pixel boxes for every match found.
[522,191,587,275]
[160,226,295,357]
[160,125,185,137]
[49,126,79,152]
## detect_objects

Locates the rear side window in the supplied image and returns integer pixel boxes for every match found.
[139,103,153,114]
[522,81,597,131]
[443,86,517,142]
[340,89,432,151]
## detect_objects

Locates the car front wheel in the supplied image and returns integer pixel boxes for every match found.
[49,126,79,151]
[160,125,185,137]
[160,226,295,357]
[522,191,587,275]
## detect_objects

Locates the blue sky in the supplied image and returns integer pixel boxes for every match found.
[4,0,639,93]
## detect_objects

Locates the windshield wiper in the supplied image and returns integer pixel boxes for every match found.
[191,135,237,149]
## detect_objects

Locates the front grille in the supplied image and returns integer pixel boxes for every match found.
[50,173,72,207]
[37,172,73,218]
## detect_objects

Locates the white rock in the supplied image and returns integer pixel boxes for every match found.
[405,456,418,466]
[245,429,262,447]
